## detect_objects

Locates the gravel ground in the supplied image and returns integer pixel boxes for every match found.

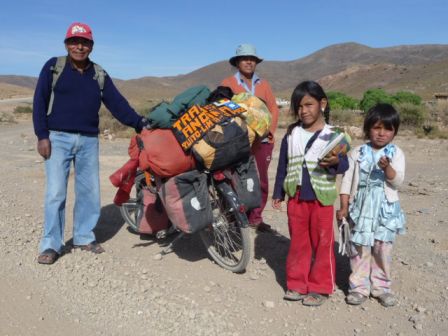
[0,120,447,336]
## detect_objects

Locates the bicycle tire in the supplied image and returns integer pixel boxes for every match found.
[119,172,146,231]
[199,181,251,273]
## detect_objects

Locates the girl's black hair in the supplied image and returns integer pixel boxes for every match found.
[287,80,330,135]
[363,103,400,138]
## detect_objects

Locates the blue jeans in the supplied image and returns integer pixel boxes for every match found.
[40,131,100,253]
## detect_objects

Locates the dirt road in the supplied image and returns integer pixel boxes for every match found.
[0,120,447,336]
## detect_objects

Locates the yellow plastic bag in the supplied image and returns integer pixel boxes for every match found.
[231,93,272,138]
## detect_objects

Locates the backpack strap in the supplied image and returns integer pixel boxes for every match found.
[47,57,106,115]
[93,63,106,98]
[47,56,67,115]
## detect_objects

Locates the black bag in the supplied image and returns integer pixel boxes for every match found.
[231,156,262,211]
[157,170,213,234]
[192,117,251,171]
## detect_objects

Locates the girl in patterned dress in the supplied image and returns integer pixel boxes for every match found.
[337,103,406,307]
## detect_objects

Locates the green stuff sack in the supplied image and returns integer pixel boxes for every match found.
[147,86,211,128]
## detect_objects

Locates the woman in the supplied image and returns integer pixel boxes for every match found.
[221,44,280,232]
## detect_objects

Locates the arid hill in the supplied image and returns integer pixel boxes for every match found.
[1,42,447,103]
[0,82,34,100]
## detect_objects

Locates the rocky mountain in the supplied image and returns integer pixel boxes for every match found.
[1,42,447,102]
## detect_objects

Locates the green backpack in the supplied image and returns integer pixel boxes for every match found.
[47,56,106,115]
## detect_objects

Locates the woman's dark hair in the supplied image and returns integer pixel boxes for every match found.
[287,80,330,135]
[363,103,400,138]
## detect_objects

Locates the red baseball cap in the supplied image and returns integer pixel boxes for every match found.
[65,22,93,42]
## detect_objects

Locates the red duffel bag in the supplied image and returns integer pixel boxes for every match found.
[137,129,196,178]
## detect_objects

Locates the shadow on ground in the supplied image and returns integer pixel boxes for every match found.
[63,204,125,252]
[94,204,126,243]
[254,232,350,293]
[131,228,211,263]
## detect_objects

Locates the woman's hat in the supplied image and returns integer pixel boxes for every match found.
[64,22,93,42]
[229,44,263,66]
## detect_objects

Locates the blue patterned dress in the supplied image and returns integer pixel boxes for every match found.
[349,143,406,247]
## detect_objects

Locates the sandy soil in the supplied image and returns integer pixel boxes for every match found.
[0,120,447,336]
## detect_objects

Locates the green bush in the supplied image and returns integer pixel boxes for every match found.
[395,103,426,128]
[393,91,422,106]
[327,91,359,110]
[13,105,33,114]
[359,89,394,112]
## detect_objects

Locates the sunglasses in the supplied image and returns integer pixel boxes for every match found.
[66,38,93,47]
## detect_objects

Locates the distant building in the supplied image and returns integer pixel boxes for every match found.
[434,93,448,100]
[276,98,289,107]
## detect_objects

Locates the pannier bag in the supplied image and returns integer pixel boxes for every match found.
[231,156,262,211]
[157,170,213,234]
[133,188,170,234]
[137,128,196,178]
[231,92,272,138]
[192,117,251,171]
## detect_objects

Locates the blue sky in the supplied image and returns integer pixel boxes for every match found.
[0,0,446,79]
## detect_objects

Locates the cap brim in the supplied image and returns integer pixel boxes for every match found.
[64,35,94,42]
[229,56,263,67]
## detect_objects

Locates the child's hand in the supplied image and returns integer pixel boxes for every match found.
[272,199,283,210]
[319,151,339,167]
[378,155,391,170]
[336,208,348,221]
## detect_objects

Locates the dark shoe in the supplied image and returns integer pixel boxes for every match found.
[283,290,307,301]
[302,293,328,306]
[375,293,397,307]
[346,292,368,305]
[37,249,59,265]
[74,241,105,254]
[249,222,275,233]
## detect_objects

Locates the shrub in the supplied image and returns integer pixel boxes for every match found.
[395,103,426,128]
[99,107,136,138]
[359,88,394,112]
[393,91,422,106]
[13,105,33,114]
[330,109,363,126]
[415,125,448,139]
[0,112,16,123]
[327,91,359,110]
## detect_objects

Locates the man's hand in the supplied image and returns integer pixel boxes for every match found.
[37,139,51,160]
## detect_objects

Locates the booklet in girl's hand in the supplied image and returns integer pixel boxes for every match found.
[317,133,348,160]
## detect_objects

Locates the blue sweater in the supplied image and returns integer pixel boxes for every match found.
[33,57,144,140]
[273,131,349,201]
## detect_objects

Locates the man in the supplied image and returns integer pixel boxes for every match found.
[33,22,147,264]
[221,44,280,232]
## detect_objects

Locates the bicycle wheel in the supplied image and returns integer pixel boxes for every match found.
[199,182,251,273]
[119,172,146,231]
